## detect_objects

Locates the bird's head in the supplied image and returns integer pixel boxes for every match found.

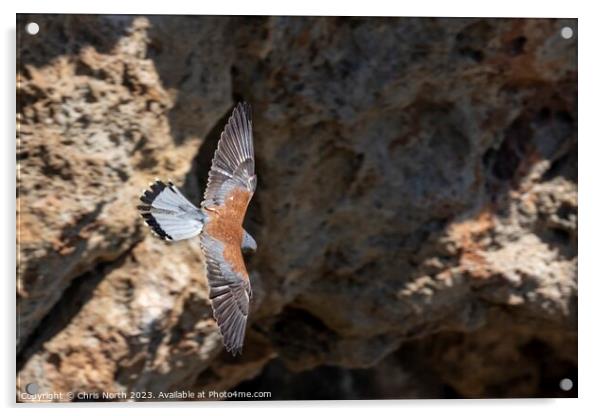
[241,229,257,254]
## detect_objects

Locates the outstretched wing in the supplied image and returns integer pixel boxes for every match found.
[202,233,251,355]
[200,102,257,355]
[202,102,256,209]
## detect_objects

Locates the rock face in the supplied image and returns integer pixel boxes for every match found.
[17,15,577,400]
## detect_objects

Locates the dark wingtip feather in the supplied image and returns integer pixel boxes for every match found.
[210,285,248,356]
[230,101,251,125]
[227,345,243,356]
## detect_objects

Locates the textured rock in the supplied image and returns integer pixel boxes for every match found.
[17,15,231,351]
[17,15,576,400]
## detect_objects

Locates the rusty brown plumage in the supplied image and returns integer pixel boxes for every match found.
[203,187,253,278]
[199,102,256,355]
[137,102,256,355]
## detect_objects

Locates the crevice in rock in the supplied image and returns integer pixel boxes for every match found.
[542,141,577,183]
[255,307,337,372]
[17,14,133,71]
[17,241,139,372]
[237,310,577,399]
[181,105,235,204]
[234,337,459,400]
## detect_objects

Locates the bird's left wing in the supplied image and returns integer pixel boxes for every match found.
[201,102,256,209]
[202,233,251,355]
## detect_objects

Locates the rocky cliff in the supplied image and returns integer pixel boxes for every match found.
[17,15,577,399]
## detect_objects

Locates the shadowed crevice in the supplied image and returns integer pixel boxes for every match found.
[16,245,136,372]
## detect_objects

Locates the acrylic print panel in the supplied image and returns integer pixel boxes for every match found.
[16,14,577,401]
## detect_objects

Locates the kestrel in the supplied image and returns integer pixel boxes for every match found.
[137,102,257,355]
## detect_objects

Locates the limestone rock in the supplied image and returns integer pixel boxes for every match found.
[17,15,577,399]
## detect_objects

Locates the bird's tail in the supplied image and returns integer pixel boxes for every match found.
[138,180,205,241]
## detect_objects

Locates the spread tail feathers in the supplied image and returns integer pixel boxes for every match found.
[138,180,205,241]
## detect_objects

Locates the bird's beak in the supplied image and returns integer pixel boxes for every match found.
[242,230,257,254]
[242,246,256,254]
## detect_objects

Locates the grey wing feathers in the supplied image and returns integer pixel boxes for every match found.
[201,234,251,355]
[202,102,256,208]
[138,180,205,241]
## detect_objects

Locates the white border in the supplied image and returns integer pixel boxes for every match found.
[5,0,583,17]
[3,0,598,415]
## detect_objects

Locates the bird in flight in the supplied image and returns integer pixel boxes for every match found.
[137,102,257,355]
